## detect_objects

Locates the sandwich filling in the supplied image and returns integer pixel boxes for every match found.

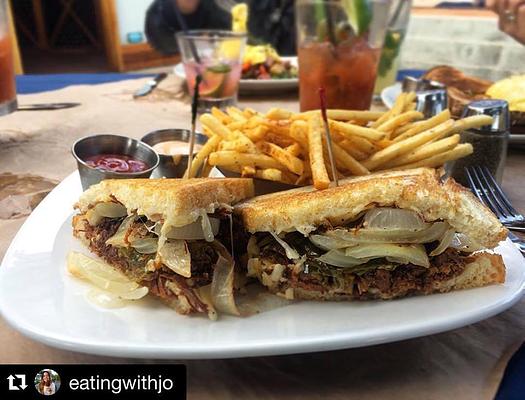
[74,199,247,318]
[246,207,486,300]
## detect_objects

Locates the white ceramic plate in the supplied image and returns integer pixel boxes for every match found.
[0,171,524,360]
[380,83,525,145]
[174,56,298,94]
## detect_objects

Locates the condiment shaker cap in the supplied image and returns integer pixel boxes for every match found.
[415,89,448,118]
[462,99,510,133]
[401,76,445,93]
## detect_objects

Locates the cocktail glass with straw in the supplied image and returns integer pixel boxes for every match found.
[296,0,390,111]
[176,30,247,113]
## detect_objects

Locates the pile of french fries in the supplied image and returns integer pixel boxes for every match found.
[187,92,493,189]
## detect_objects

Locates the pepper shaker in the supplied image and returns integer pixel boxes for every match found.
[449,99,510,185]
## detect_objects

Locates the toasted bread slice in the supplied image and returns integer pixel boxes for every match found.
[76,178,254,227]
[236,168,507,249]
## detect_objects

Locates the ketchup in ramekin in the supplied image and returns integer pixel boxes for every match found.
[84,154,149,173]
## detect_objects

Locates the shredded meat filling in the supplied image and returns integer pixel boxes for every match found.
[80,216,222,314]
[257,232,472,299]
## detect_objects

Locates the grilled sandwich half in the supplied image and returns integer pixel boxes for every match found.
[236,168,507,301]
[73,178,254,318]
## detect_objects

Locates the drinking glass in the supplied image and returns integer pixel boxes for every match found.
[0,0,17,116]
[374,0,412,95]
[295,0,390,111]
[176,30,247,113]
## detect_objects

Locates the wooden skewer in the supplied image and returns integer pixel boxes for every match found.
[186,74,202,179]
[319,87,339,187]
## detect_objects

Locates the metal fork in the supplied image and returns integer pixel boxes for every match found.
[465,166,525,253]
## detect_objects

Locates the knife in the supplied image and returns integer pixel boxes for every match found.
[133,73,168,98]
[17,102,81,111]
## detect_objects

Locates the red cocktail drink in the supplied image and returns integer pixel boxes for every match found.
[295,0,389,112]
[298,38,379,111]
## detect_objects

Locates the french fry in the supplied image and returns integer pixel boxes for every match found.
[293,110,383,122]
[395,143,473,170]
[266,108,293,120]
[200,114,233,139]
[362,119,455,170]
[370,110,391,129]
[452,115,494,134]
[329,120,386,141]
[392,110,451,142]
[208,151,285,170]
[243,125,268,142]
[308,114,330,189]
[262,119,291,135]
[255,168,282,182]
[226,106,248,122]
[289,120,309,146]
[370,94,408,128]
[325,138,370,176]
[377,111,424,133]
[217,163,242,174]
[243,107,258,118]
[280,170,300,184]
[200,160,214,177]
[335,139,369,161]
[241,165,256,177]
[256,141,304,175]
[264,131,297,148]
[336,133,382,155]
[244,115,265,129]
[226,121,245,131]
[285,142,302,157]
[402,92,417,112]
[389,92,407,118]
[211,107,232,124]
[383,134,461,169]
[218,134,256,153]
[404,102,417,112]
[202,126,214,138]
[375,138,393,149]
[186,134,222,178]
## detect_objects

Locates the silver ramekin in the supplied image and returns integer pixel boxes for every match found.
[72,134,160,190]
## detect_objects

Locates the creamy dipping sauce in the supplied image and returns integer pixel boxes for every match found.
[152,140,203,156]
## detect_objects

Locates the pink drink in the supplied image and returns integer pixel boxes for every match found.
[184,61,242,100]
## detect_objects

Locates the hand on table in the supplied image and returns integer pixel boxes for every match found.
[487,0,525,44]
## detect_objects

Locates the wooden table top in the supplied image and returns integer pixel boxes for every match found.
[0,77,523,400]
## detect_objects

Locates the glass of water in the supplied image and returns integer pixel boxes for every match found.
[176,30,247,113]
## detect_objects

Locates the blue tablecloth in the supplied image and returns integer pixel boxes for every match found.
[15,73,152,94]
[14,70,426,95]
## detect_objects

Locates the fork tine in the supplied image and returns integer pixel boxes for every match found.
[475,166,512,220]
[481,166,524,221]
[468,166,506,221]
[465,167,484,203]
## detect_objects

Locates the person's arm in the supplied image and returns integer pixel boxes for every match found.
[487,0,525,44]
[145,0,231,55]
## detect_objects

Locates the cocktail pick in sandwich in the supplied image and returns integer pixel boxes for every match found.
[319,87,339,187]
[186,74,202,179]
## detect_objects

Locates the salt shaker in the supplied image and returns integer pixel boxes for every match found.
[415,89,448,118]
[449,99,510,185]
